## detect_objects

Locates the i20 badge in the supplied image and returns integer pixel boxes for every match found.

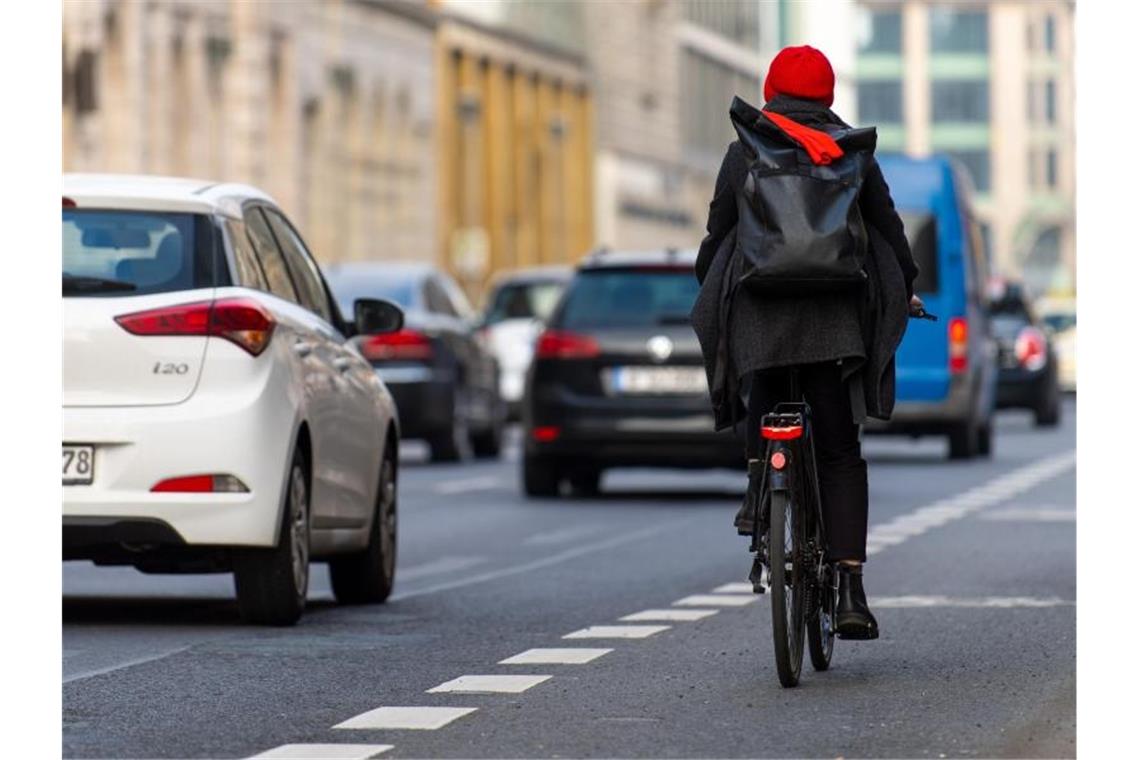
[646,335,674,363]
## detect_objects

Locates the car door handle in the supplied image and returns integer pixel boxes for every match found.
[293,340,315,357]
[333,356,354,372]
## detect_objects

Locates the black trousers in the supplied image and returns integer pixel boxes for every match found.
[745,362,869,562]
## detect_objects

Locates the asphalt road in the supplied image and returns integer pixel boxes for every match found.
[63,399,1076,759]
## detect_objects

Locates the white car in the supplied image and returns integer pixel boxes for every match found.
[63,174,403,625]
[479,267,571,417]
[1036,295,1076,392]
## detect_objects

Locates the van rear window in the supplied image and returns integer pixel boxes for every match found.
[898,212,939,294]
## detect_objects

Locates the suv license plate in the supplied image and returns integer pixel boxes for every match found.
[609,366,707,394]
[63,445,95,485]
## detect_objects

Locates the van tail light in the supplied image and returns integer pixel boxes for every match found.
[151,474,249,493]
[948,317,968,374]
[535,330,600,359]
[115,298,275,356]
[1015,326,1048,372]
[361,329,433,361]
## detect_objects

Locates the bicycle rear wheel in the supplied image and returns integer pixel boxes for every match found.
[807,565,835,671]
[768,489,805,687]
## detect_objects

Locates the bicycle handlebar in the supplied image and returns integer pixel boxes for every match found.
[909,308,938,321]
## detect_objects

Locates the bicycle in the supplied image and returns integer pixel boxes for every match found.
[747,308,937,687]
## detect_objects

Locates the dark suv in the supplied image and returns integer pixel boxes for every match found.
[521,250,741,497]
[989,280,1061,426]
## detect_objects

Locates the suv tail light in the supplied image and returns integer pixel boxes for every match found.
[535,330,600,359]
[362,329,433,361]
[948,317,968,374]
[1015,326,1048,372]
[115,298,275,356]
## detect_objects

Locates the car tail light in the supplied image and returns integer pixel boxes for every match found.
[948,317,968,374]
[63,196,76,208]
[532,425,561,442]
[151,474,249,493]
[535,330,600,359]
[115,298,275,356]
[361,329,433,361]
[1015,326,1048,372]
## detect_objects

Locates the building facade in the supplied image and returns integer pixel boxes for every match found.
[63,0,440,267]
[854,0,1076,295]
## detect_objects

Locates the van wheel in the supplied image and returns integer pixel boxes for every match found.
[234,448,310,625]
[523,455,560,497]
[948,422,978,460]
[470,416,503,459]
[330,453,397,604]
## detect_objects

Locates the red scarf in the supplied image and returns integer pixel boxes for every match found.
[763,111,844,166]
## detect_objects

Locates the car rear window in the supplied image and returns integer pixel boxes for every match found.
[898,212,939,295]
[485,281,566,324]
[63,210,216,297]
[325,271,420,315]
[556,267,698,329]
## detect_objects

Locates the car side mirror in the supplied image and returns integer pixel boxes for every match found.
[354,298,404,335]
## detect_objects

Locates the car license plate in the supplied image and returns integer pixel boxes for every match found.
[607,366,707,395]
[63,444,95,485]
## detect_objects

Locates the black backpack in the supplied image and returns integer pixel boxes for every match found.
[729,96,878,294]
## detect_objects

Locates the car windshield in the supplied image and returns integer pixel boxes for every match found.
[63,210,210,296]
[325,271,420,315]
[485,281,566,324]
[1042,312,1076,333]
[556,267,698,329]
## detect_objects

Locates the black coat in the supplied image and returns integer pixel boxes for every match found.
[690,95,919,429]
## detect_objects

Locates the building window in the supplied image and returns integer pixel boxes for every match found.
[1043,14,1056,53]
[1046,149,1058,188]
[947,149,991,193]
[857,8,902,54]
[73,49,98,115]
[682,48,760,160]
[930,8,988,53]
[1044,79,1056,124]
[857,80,903,124]
[681,0,760,49]
[931,79,989,122]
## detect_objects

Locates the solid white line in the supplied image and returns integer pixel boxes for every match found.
[523,525,602,546]
[426,674,551,694]
[334,706,477,731]
[563,625,670,639]
[389,517,696,602]
[398,556,487,581]
[870,595,1074,609]
[711,582,754,594]
[620,609,719,622]
[673,594,756,607]
[248,744,393,759]
[433,475,504,495]
[499,648,613,665]
[979,508,1075,522]
[63,645,192,685]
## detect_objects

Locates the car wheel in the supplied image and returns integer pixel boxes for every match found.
[470,415,503,459]
[234,447,310,625]
[568,469,601,497]
[330,452,397,604]
[1035,386,1061,427]
[976,420,993,458]
[948,421,978,460]
[523,454,560,497]
[429,407,469,463]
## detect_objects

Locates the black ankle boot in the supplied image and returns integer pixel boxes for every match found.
[835,564,879,640]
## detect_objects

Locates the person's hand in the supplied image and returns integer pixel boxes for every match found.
[909,294,925,316]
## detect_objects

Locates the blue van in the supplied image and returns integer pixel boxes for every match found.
[866,154,997,459]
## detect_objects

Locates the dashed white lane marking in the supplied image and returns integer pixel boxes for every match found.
[334,706,478,730]
[864,450,1075,556]
[620,608,719,622]
[870,595,1074,609]
[563,625,670,639]
[712,582,754,593]
[249,744,393,759]
[398,555,487,581]
[427,674,551,694]
[433,475,504,495]
[523,525,602,546]
[499,648,613,665]
[674,594,757,607]
[979,507,1075,522]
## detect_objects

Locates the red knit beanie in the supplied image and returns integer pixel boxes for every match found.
[763,45,835,107]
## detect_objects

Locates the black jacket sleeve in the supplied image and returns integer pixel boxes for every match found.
[860,159,919,299]
[695,142,742,285]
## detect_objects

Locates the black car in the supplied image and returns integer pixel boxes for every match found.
[521,250,741,497]
[326,262,505,461]
[989,280,1061,426]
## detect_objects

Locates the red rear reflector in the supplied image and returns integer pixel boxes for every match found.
[62,196,77,208]
[115,298,275,356]
[770,451,787,470]
[948,317,968,374]
[362,329,433,361]
[532,425,561,442]
[151,474,248,493]
[535,330,600,359]
[761,425,803,441]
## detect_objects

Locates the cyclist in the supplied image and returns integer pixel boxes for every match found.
[692,46,922,640]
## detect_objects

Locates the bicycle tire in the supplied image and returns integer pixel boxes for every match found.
[768,488,805,687]
[807,569,835,671]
